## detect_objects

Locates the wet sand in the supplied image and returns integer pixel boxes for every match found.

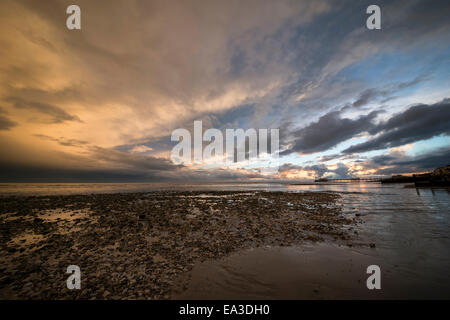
[174,243,450,299]
[0,191,363,299]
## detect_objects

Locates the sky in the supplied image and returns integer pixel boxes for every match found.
[0,0,449,182]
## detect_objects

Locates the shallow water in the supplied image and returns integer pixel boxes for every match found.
[174,183,450,299]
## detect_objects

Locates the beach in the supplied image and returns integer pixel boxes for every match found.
[1,184,449,299]
[0,190,362,299]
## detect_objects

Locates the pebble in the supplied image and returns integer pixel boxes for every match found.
[0,191,361,299]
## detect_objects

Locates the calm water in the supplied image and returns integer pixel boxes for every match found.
[0,182,288,195]
[2,182,449,298]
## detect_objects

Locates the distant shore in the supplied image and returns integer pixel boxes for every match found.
[0,191,363,299]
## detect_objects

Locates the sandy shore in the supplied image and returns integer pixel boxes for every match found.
[174,243,450,299]
[0,191,365,299]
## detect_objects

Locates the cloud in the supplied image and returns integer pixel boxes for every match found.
[88,146,179,172]
[0,115,17,130]
[390,147,450,170]
[343,98,450,154]
[350,74,429,108]
[358,146,450,176]
[281,110,380,155]
[33,134,88,147]
[0,163,167,183]
[130,145,153,153]
[279,162,352,179]
[7,97,81,123]
[279,163,327,178]
[0,0,449,181]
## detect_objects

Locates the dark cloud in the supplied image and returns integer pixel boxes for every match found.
[281,110,380,155]
[279,163,327,178]
[316,153,363,162]
[0,163,168,183]
[351,75,429,108]
[361,147,450,176]
[333,162,351,178]
[0,155,265,183]
[279,162,352,179]
[351,89,379,108]
[390,148,450,171]
[316,154,341,162]
[89,146,180,172]
[34,134,89,147]
[7,97,81,123]
[344,99,450,154]
[0,115,17,130]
